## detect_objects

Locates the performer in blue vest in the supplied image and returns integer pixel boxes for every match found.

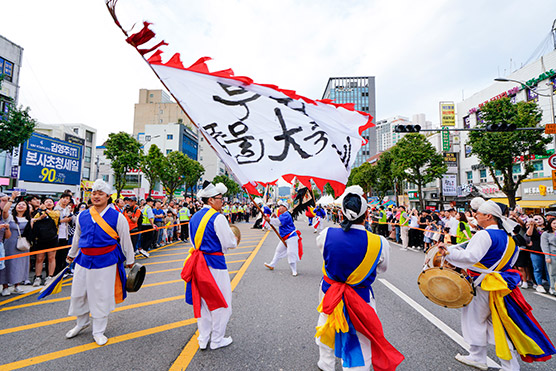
[65,180,135,346]
[315,186,403,371]
[263,200,302,276]
[440,200,555,371]
[181,181,238,350]
[313,205,327,234]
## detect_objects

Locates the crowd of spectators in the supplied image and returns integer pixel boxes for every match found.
[0,190,257,297]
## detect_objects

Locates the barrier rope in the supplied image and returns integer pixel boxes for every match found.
[367,219,556,257]
[0,220,190,262]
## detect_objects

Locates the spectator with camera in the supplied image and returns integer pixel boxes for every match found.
[526,214,550,293]
[140,198,157,251]
[124,196,148,258]
[31,197,60,286]
[54,192,73,276]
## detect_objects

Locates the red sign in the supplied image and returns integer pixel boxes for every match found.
[549,154,556,170]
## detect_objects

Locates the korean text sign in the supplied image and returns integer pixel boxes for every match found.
[19,133,82,185]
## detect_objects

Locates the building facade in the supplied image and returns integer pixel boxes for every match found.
[0,35,23,188]
[322,76,377,166]
[456,48,556,209]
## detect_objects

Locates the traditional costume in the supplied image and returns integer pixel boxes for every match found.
[261,205,272,231]
[446,200,555,371]
[181,182,237,350]
[264,201,302,276]
[66,180,135,346]
[313,206,327,234]
[315,186,403,371]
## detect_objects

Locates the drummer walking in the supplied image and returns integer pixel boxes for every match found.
[439,200,555,370]
[181,181,237,350]
[66,180,135,346]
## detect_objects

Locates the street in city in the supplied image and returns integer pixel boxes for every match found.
[0,219,555,371]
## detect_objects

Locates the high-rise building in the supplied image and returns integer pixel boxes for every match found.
[322,76,376,166]
[133,88,226,184]
[375,116,411,152]
[0,34,23,187]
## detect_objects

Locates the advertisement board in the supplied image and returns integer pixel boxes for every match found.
[440,102,455,126]
[442,174,457,196]
[19,133,82,185]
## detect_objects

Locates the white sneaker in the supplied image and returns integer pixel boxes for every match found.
[264,263,274,270]
[12,286,24,294]
[198,341,208,350]
[33,277,42,287]
[65,322,90,339]
[292,272,298,277]
[93,334,108,346]
[549,289,555,296]
[521,281,529,289]
[1,288,10,297]
[44,276,53,286]
[455,353,488,371]
[536,285,547,294]
[210,336,233,349]
[138,249,150,258]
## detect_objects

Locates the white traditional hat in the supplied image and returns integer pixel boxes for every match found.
[340,185,367,221]
[92,179,112,195]
[470,197,485,212]
[477,200,517,234]
[197,182,227,199]
[277,200,288,208]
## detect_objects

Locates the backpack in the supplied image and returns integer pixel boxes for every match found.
[33,213,58,242]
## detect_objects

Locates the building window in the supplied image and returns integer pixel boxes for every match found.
[533,161,543,172]
[86,131,94,143]
[466,171,473,183]
[512,164,521,174]
[166,149,172,154]
[84,146,92,163]
[479,169,487,183]
[495,169,502,176]
[125,174,140,187]
[102,174,109,182]
[82,167,90,180]
[167,134,173,140]
[73,128,79,134]
[0,58,13,82]
[149,94,154,97]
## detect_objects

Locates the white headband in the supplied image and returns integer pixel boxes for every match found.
[477,200,517,234]
[197,182,227,198]
[92,179,112,195]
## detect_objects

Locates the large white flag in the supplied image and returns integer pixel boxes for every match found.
[107,4,373,196]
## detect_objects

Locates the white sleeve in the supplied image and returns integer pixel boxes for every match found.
[269,216,282,227]
[377,236,390,274]
[117,213,135,265]
[446,230,491,269]
[316,227,329,254]
[214,213,238,253]
[68,215,81,258]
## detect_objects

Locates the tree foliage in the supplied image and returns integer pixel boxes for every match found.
[0,105,36,153]
[390,133,447,210]
[348,162,375,194]
[140,144,164,196]
[182,157,204,197]
[467,97,549,208]
[104,132,142,198]
[158,151,189,201]
[323,183,335,196]
[213,174,241,197]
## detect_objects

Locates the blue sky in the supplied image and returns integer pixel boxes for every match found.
[2,0,556,142]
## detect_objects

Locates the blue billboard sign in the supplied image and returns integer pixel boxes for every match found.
[19,133,82,185]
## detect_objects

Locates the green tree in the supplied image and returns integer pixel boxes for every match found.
[467,97,550,208]
[104,132,142,198]
[182,158,204,197]
[391,133,447,210]
[0,105,36,153]
[323,183,335,196]
[213,174,241,198]
[140,144,164,197]
[348,162,375,194]
[158,151,190,201]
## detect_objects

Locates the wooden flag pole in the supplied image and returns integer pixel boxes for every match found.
[244,188,288,247]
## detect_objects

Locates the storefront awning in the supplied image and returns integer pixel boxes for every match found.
[488,198,555,209]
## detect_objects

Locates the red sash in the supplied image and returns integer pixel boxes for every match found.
[322,276,404,371]
[285,230,303,259]
[81,244,117,256]
[181,249,227,318]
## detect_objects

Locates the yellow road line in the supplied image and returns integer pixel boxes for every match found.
[146,260,247,276]
[0,295,185,336]
[226,251,252,256]
[135,240,182,260]
[142,258,186,266]
[0,318,197,370]
[0,278,73,308]
[169,231,269,370]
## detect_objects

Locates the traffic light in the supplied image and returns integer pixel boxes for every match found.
[485,123,517,132]
[394,124,421,133]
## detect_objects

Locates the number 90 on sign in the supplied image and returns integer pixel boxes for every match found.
[41,168,56,182]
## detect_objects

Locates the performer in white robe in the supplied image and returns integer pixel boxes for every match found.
[264,201,301,276]
[182,181,237,350]
[66,180,135,346]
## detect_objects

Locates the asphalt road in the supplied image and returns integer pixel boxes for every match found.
[0,218,555,371]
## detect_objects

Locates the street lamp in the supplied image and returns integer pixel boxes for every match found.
[495,77,556,149]
[494,77,555,124]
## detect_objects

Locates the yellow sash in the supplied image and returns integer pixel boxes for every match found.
[183,208,218,289]
[315,231,382,348]
[89,207,119,240]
